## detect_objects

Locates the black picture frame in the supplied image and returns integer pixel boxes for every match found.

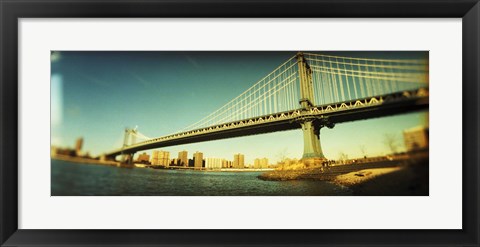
[1,0,479,246]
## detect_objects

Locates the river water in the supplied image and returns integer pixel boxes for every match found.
[51,160,351,196]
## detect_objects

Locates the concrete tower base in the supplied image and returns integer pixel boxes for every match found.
[300,120,326,162]
[121,153,135,165]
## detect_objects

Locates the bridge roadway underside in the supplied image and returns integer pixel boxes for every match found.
[105,95,428,158]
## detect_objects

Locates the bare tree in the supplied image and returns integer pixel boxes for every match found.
[276,148,289,164]
[338,151,348,163]
[383,133,399,154]
[359,144,367,158]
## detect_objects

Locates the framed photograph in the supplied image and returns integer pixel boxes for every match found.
[1,0,479,246]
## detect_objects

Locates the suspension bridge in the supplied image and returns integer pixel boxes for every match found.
[100,52,429,164]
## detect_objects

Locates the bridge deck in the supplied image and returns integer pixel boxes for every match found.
[102,88,428,158]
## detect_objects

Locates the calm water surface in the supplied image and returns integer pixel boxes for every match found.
[52,160,351,196]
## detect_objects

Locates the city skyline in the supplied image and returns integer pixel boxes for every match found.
[51,51,428,164]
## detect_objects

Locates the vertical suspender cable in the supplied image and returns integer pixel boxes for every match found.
[345,59,358,99]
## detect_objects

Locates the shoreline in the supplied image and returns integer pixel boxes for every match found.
[51,156,273,172]
[258,160,407,181]
[153,166,273,172]
[259,158,429,195]
[52,155,120,166]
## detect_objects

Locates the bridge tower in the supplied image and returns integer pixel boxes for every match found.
[296,52,333,163]
[121,128,136,164]
[123,128,130,148]
[123,128,138,147]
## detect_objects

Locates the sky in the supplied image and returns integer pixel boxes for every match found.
[51,51,428,164]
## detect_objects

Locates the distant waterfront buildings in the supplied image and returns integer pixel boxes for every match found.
[170,158,179,166]
[137,152,150,163]
[233,153,245,169]
[151,150,170,166]
[222,159,232,168]
[75,137,83,156]
[194,151,203,169]
[205,157,222,169]
[51,146,75,157]
[151,150,159,165]
[51,138,88,158]
[403,126,429,152]
[178,150,188,167]
[254,158,269,169]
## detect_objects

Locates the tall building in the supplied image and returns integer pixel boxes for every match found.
[151,150,159,165]
[233,153,245,169]
[403,126,429,152]
[193,151,203,169]
[222,159,232,168]
[151,150,170,166]
[260,158,269,168]
[159,150,170,166]
[178,150,188,167]
[137,152,150,163]
[205,157,223,169]
[254,158,260,169]
[254,158,268,169]
[75,137,83,156]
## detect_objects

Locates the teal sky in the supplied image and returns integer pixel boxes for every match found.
[51,51,428,164]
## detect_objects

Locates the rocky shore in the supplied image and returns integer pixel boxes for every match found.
[258,158,428,195]
[258,160,406,181]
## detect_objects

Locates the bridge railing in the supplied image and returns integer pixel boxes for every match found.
[106,87,428,157]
